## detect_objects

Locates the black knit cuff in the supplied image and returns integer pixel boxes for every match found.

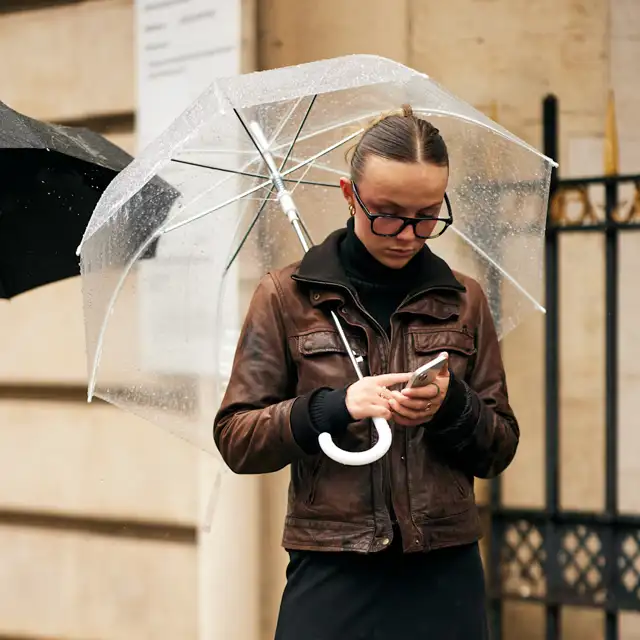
[310,388,352,435]
[290,388,352,454]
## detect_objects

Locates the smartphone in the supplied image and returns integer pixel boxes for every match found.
[405,352,449,390]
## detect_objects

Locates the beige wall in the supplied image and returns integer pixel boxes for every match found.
[2,0,639,639]
[0,0,134,121]
[0,2,197,639]
[0,0,267,638]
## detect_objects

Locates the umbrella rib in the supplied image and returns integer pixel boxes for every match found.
[274,94,318,248]
[449,225,546,313]
[169,157,338,189]
[162,179,272,234]
[271,151,349,179]
[170,158,271,181]
[162,130,363,235]
[231,94,318,178]
[221,109,277,274]
[223,197,270,275]
[222,96,319,272]
[160,104,316,243]
[278,94,317,171]
[219,110,278,275]
[280,129,363,180]
[233,108,270,167]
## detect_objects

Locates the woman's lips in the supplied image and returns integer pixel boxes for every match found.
[387,248,414,257]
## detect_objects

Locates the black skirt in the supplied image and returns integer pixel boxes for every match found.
[274,539,489,640]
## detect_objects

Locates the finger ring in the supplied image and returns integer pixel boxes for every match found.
[378,387,390,400]
[426,401,433,412]
[426,382,441,396]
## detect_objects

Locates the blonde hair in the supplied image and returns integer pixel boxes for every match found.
[363,103,415,131]
[346,104,448,182]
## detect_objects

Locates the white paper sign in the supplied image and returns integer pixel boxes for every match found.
[136,0,241,149]
[135,0,242,376]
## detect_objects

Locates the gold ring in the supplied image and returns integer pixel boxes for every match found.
[426,401,433,412]
[427,382,441,396]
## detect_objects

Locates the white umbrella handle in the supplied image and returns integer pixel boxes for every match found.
[318,416,391,466]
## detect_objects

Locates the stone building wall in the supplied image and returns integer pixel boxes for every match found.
[1,1,638,639]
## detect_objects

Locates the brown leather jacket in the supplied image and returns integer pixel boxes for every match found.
[214,227,519,554]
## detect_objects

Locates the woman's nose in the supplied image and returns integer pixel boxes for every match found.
[397,223,416,241]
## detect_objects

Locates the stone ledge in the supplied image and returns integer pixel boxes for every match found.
[0,525,197,639]
[0,399,199,524]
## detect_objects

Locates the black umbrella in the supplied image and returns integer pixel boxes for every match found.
[0,100,173,299]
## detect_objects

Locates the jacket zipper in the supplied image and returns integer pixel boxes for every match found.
[291,276,464,530]
[292,276,395,521]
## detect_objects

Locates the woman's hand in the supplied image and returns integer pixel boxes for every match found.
[345,372,412,421]
[389,356,451,427]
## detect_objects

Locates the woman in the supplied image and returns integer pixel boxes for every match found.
[214,105,519,639]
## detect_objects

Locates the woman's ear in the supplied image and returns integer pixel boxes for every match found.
[339,177,355,208]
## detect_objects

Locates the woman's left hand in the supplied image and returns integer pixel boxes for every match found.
[388,359,450,427]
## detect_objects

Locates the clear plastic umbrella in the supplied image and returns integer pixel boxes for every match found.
[78,54,556,469]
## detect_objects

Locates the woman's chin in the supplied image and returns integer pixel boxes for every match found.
[378,249,415,269]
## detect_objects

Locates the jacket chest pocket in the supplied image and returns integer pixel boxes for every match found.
[293,329,368,394]
[409,328,476,382]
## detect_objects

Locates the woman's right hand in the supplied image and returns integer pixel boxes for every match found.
[345,372,412,421]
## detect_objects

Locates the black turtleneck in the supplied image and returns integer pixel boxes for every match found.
[339,217,426,334]
[290,218,428,453]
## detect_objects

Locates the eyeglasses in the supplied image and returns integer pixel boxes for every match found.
[351,182,453,240]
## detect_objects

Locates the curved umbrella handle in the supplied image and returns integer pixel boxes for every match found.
[318,416,392,466]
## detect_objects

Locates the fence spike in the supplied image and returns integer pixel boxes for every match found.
[604,90,619,176]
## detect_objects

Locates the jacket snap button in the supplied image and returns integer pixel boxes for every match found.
[381,537,390,546]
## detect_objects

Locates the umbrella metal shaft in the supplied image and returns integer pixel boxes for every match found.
[248,121,364,378]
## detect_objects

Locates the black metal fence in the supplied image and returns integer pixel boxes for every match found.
[488,94,640,639]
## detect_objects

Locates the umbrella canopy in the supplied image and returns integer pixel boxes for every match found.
[0,100,133,167]
[78,54,556,460]
[0,150,123,298]
[0,100,175,298]
[0,100,132,298]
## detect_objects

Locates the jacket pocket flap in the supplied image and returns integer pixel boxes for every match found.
[298,331,366,357]
[412,330,476,356]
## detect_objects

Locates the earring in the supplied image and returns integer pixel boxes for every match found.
[348,204,356,217]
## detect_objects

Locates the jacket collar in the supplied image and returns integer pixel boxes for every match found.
[293,225,465,307]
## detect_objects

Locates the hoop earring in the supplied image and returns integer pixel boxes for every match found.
[348,204,356,217]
